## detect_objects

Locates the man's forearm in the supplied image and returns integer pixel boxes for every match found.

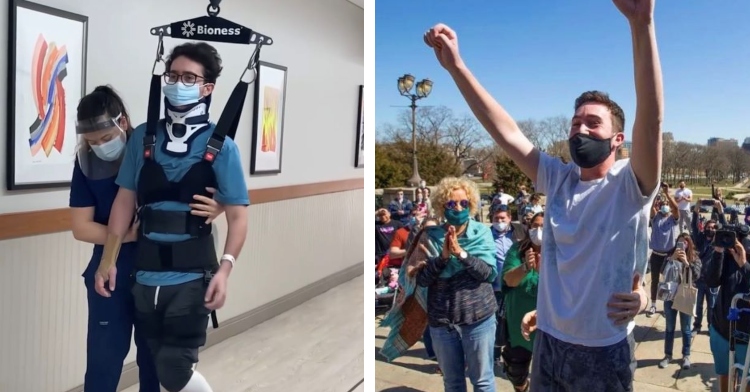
[632,22,664,136]
[449,65,516,139]
[447,65,538,180]
[221,206,248,274]
[629,21,664,191]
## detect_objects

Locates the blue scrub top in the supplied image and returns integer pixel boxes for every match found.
[69,159,137,284]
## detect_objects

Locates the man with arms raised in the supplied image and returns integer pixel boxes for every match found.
[424,0,662,389]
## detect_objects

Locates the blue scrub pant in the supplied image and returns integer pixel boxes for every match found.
[83,278,160,392]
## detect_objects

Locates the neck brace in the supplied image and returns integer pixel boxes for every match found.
[163,95,211,154]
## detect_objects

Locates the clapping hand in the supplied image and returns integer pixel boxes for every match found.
[524,248,539,271]
[441,225,463,259]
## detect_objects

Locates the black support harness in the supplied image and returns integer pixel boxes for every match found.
[134,0,274,328]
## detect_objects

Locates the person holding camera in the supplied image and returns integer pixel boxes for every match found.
[691,200,724,334]
[704,227,750,392]
[657,233,701,370]
[647,183,680,317]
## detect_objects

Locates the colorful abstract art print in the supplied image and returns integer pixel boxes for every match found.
[355,85,364,168]
[251,61,287,175]
[6,0,87,190]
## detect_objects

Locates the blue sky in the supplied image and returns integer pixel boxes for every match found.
[375,1,750,145]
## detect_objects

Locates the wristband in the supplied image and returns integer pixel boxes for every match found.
[220,254,236,268]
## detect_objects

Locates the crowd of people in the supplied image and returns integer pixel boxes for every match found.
[375,1,750,391]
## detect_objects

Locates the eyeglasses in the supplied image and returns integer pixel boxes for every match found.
[163,72,205,87]
[444,200,469,210]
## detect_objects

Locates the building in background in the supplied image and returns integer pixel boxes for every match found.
[707,137,739,148]
[617,140,632,159]
[742,137,750,154]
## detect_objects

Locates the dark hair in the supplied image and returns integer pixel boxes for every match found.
[76,85,131,134]
[574,90,626,134]
[166,42,223,83]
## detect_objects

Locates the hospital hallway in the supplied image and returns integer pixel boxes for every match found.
[121,277,364,392]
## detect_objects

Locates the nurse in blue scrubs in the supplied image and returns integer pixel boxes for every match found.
[69,85,225,391]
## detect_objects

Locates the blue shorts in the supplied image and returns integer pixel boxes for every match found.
[710,325,749,376]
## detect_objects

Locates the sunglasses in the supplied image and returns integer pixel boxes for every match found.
[444,200,469,210]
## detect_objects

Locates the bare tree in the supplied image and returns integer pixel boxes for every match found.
[378,107,750,188]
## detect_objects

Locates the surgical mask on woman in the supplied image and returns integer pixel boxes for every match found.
[445,208,470,226]
[91,134,125,161]
[529,227,543,246]
[660,205,670,215]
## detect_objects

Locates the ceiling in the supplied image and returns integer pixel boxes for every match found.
[346,0,364,10]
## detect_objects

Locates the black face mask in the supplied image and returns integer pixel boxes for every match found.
[568,134,613,169]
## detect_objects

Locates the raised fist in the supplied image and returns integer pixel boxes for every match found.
[612,0,655,24]
[423,24,463,71]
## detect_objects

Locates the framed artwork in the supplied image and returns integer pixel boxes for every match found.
[250,61,288,175]
[6,0,88,190]
[354,85,364,168]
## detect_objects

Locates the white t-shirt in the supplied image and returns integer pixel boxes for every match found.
[535,153,657,347]
[674,188,692,211]
[493,193,515,205]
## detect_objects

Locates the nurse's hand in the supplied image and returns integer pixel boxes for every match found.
[190,187,224,224]
[94,265,117,297]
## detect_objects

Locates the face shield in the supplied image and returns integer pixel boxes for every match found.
[75,113,127,180]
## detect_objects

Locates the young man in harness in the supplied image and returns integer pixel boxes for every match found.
[97,42,249,392]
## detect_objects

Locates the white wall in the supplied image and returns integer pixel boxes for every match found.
[0,190,364,392]
[0,0,364,213]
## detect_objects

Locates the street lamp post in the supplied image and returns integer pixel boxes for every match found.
[397,74,433,187]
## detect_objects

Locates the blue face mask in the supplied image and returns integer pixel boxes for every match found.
[660,205,670,214]
[91,136,125,161]
[163,82,203,106]
[445,208,470,226]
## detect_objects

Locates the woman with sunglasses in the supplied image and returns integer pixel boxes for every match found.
[416,176,497,392]
[69,85,225,392]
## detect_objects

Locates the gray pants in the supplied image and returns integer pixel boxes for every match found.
[530,330,636,392]
[678,209,692,232]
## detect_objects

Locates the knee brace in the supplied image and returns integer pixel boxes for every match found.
[156,346,200,392]
[501,349,531,387]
